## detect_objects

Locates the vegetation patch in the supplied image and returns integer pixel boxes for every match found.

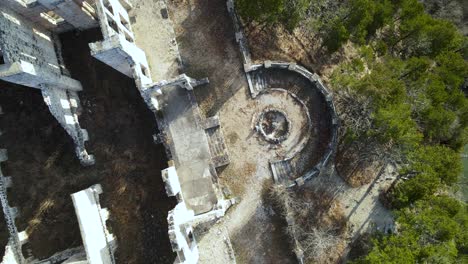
[269,183,347,263]
[237,0,468,261]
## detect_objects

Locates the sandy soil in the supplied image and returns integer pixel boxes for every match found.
[0,28,177,263]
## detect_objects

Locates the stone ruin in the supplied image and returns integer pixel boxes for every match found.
[0,0,233,263]
[0,1,95,166]
[0,0,338,263]
[256,108,291,144]
[227,0,339,262]
[227,0,338,188]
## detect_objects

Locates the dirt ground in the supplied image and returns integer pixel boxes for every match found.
[168,0,299,263]
[0,28,176,263]
[130,0,181,81]
[167,1,394,262]
[0,1,395,263]
[240,10,398,263]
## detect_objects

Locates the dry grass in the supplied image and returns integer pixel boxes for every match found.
[243,21,357,79]
[335,140,384,187]
[269,183,347,263]
[219,161,256,197]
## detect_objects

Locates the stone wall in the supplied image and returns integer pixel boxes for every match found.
[0,6,80,90]
[162,165,235,264]
[37,0,98,31]
[0,5,95,165]
[162,166,200,264]
[253,61,338,188]
[89,0,153,90]
[0,149,26,264]
[71,184,116,264]
[1,0,63,31]
[226,1,339,188]
[41,86,94,165]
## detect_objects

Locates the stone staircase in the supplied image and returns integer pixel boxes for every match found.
[203,116,230,168]
[247,70,267,97]
[270,160,293,183]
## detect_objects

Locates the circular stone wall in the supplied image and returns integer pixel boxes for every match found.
[247,62,338,186]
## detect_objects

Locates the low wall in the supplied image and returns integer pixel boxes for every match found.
[71,184,116,264]
[227,0,338,187]
[0,149,26,264]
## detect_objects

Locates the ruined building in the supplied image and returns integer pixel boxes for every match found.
[0,0,233,263]
[0,0,339,263]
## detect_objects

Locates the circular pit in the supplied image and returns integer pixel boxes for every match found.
[257,109,290,144]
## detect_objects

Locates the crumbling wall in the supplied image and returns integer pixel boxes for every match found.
[227,0,339,188]
[0,149,26,264]
[89,0,153,90]
[0,7,81,90]
[226,0,251,70]
[37,0,98,30]
[41,86,94,165]
[168,203,199,264]
[2,0,97,33]
[162,165,235,264]
[71,184,116,264]
[0,0,73,33]
[162,166,199,264]
[0,105,27,263]
[251,61,338,187]
[0,6,60,72]
[89,2,235,263]
[0,6,94,165]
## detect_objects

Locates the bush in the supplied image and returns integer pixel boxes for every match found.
[353,196,466,263]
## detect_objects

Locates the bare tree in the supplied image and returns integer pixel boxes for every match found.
[301,227,340,262]
[269,184,346,263]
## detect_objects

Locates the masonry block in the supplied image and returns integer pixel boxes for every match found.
[38,0,98,30]
[41,86,95,165]
[288,63,297,71]
[72,184,116,264]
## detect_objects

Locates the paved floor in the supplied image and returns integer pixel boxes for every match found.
[130,0,218,215]
[158,84,218,215]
